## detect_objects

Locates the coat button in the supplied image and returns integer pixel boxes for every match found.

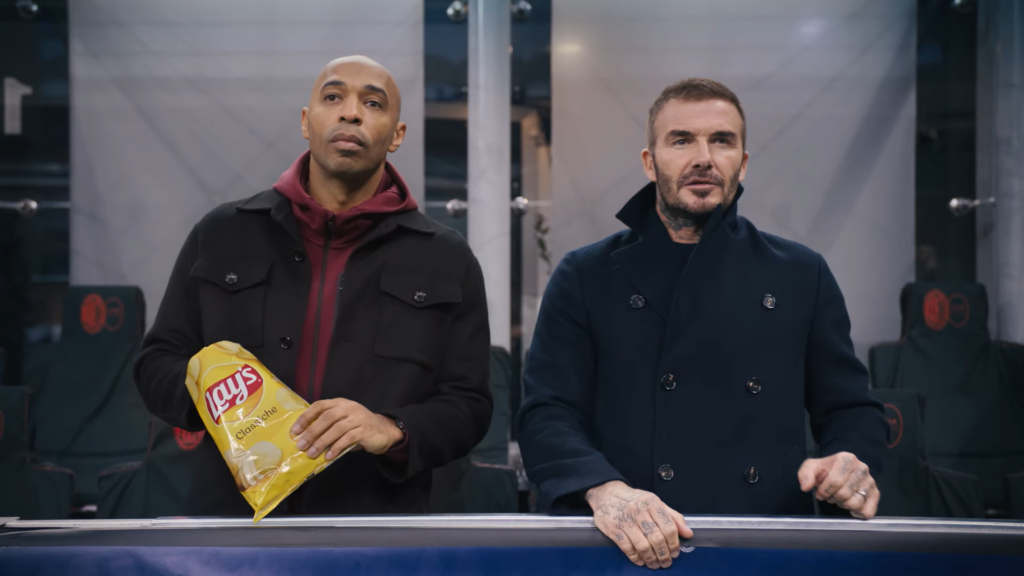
[744,467,759,484]
[630,295,646,309]
[659,464,674,481]
[414,291,427,303]
[762,294,776,309]
[293,249,306,263]
[279,336,292,350]
[746,378,762,394]
[225,273,238,285]
[660,374,676,390]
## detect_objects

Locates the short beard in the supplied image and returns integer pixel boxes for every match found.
[653,158,741,234]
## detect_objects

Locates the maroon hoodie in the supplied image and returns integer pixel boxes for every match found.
[273,151,418,402]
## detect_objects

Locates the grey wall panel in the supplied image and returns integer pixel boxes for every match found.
[550,0,916,359]
[69,0,424,328]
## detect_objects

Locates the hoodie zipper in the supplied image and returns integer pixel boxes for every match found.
[307,215,334,402]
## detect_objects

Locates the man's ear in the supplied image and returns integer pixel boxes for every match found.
[641,148,657,183]
[738,150,750,182]
[301,107,310,141]
[388,122,407,153]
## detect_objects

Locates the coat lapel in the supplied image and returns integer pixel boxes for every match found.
[611,183,745,323]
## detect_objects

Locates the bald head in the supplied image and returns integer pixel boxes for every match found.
[301,55,407,181]
[310,55,402,118]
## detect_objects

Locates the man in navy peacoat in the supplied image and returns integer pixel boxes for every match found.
[517,78,888,570]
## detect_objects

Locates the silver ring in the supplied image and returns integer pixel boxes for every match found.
[856,489,868,499]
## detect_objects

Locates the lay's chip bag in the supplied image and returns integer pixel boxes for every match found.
[186,341,349,522]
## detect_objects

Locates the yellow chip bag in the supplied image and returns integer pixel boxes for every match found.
[187,341,349,522]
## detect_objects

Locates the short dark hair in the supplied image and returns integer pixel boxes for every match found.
[646,78,746,150]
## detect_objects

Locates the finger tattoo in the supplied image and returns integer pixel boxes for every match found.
[656,507,672,524]
[640,521,656,534]
[839,455,852,476]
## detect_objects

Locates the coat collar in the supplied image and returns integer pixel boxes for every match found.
[614,181,744,236]
[237,189,435,242]
[609,182,744,319]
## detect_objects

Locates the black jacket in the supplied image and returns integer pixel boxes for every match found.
[135,188,492,515]
[517,184,887,515]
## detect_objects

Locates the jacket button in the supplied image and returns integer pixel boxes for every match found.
[630,295,646,309]
[660,374,676,390]
[279,336,292,350]
[293,249,306,263]
[659,464,674,481]
[414,291,427,303]
[744,467,759,484]
[225,273,238,285]
[746,378,762,394]
[762,294,776,309]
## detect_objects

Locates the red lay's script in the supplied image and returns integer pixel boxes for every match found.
[204,365,264,424]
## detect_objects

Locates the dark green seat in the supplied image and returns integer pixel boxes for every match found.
[98,418,249,518]
[430,346,518,513]
[872,389,984,518]
[1008,472,1024,519]
[32,287,152,510]
[0,386,75,519]
[869,283,1024,515]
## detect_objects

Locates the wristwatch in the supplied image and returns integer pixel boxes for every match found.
[392,417,408,443]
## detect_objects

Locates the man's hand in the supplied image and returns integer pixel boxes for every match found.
[798,452,880,519]
[291,398,404,459]
[585,481,693,570]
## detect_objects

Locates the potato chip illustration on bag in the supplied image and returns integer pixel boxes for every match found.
[187,341,352,522]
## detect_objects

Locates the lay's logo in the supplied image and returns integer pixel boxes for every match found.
[205,365,264,425]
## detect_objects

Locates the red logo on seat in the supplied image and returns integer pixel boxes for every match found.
[923,289,949,331]
[81,294,106,335]
[105,297,125,332]
[80,294,126,334]
[948,293,970,328]
[173,428,205,451]
[884,403,903,449]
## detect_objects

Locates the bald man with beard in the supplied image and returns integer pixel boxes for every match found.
[135,56,493,515]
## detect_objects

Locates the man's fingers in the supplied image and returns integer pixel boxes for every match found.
[797,458,824,492]
[325,427,363,460]
[625,524,659,569]
[816,456,855,501]
[653,506,681,558]
[291,400,330,435]
[306,419,358,458]
[593,519,645,567]
[613,529,645,567]
[863,486,881,519]
[638,512,672,568]
[830,466,869,505]
[671,509,694,540]
[851,482,881,519]
[294,407,350,452]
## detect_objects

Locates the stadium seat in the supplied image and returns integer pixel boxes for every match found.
[98,418,250,518]
[869,282,1024,515]
[0,386,75,519]
[430,346,518,513]
[31,287,152,510]
[872,389,984,518]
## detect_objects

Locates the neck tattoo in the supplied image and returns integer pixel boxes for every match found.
[657,193,702,242]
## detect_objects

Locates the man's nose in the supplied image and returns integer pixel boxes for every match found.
[692,141,712,169]
[338,99,362,125]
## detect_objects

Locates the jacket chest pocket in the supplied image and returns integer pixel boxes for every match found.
[190,258,272,348]
[374,269,462,369]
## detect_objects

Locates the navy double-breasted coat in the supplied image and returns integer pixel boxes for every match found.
[517,183,887,515]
